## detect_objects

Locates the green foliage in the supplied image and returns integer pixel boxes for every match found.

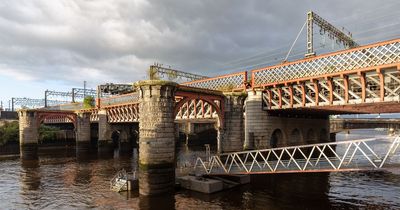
[83,96,95,109]
[39,125,59,143]
[0,121,19,145]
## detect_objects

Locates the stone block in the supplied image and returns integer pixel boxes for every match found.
[176,176,223,194]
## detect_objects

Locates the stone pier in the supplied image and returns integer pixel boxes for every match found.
[244,89,330,149]
[220,92,246,152]
[244,90,268,150]
[136,80,177,196]
[18,110,39,159]
[76,112,91,152]
[98,109,113,155]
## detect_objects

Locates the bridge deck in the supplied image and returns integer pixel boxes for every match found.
[194,136,400,175]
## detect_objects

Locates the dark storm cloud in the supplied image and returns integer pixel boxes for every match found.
[0,0,399,85]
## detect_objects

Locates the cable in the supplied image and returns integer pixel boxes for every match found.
[284,20,307,62]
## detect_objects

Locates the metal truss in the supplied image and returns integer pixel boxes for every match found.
[97,83,134,95]
[149,64,208,81]
[252,39,400,87]
[45,88,96,105]
[11,97,70,110]
[262,67,400,110]
[306,11,358,57]
[37,111,77,127]
[99,92,139,107]
[195,136,400,175]
[106,103,139,123]
[181,71,247,91]
[175,98,219,121]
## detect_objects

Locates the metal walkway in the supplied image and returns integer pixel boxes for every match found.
[194,136,400,175]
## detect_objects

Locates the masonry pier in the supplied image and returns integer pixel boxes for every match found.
[137,80,177,196]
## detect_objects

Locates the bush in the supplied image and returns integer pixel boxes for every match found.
[0,121,19,145]
[83,96,95,109]
[39,125,60,143]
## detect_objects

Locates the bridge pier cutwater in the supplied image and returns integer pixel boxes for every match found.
[137,80,177,196]
[18,110,39,159]
[76,112,91,152]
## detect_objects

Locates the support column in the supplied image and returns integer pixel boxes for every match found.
[98,109,113,156]
[18,110,38,159]
[244,90,269,150]
[220,92,246,152]
[136,80,177,196]
[76,112,91,153]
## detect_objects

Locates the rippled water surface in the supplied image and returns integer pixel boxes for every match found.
[1,129,400,209]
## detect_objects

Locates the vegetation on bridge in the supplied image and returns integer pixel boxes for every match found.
[83,96,95,109]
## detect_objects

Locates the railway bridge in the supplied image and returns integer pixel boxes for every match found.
[18,38,400,195]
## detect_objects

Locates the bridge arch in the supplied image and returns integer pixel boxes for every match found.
[270,129,284,148]
[319,128,329,142]
[37,112,77,128]
[288,128,303,146]
[174,95,224,128]
[306,129,317,144]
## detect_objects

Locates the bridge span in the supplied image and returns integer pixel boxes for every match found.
[17,37,400,196]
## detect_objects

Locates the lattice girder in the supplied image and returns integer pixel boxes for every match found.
[262,67,400,110]
[106,103,139,123]
[252,39,400,87]
[181,72,247,91]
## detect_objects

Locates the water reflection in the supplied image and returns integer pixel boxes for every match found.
[0,129,398,209]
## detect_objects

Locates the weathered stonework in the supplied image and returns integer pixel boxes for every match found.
[244,90,330,149]
[18,110,39,159]
[76,112,91,152]
[98,109,113,155]
[220,92,246,152]
[244,90,269,150]
[136,80,177,196]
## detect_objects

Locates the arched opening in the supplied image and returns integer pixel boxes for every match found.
[38,113,76,147]
[111,130,120,148]
[270,129,283,148]
[288,128,302,146]
[306,129,317,144]
[319,129,328,143]
[174,96,223,169]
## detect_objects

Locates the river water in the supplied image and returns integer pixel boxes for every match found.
[1,129,400,210]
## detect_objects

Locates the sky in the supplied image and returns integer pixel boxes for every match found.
[0,0,399,109]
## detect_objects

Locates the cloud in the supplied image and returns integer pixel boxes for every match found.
[0,0,399,87]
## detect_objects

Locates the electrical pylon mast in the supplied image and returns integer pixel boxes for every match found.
[305,11,358,58]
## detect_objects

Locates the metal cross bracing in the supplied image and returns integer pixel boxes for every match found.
[106,103,139,123]
[174,90,224,126]
[263,66,400,109]
[252,38,400,87]
[37,111,77,127]
[11,97,70,111]
[175,98,220,121]
[98,92,140,108]
[262,67,400,110]
[194,136,400,175]
[181,71,247,91]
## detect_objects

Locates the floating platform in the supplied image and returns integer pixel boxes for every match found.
[176,175,250,194]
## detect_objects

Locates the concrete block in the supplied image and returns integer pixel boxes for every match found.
[176,176,223,194]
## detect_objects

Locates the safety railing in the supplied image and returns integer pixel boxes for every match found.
[251,38,400,87]
[181,71,247,91]
[195,136,400,175]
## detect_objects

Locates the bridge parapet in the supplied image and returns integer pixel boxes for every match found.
[181,71,247,91]
[252,38,400,87]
